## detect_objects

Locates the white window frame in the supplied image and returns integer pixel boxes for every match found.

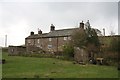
[37,45,42,48]
[64,37,67,40]
[28,39,31,43]
[49,38,52,41]
[37,39,40,43]
[48,45,52,49]
[68,37,71,40]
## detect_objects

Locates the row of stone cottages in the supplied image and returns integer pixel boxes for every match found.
[8,20,119,62]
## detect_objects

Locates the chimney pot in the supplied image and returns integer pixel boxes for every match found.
[38,29,42,34]
[30,31,34,36]
[80,21,84,29]
[50,24,55,31]
[103,28,105,36]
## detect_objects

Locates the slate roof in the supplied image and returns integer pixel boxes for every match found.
[46,28,77,37]
[26,28,78,39]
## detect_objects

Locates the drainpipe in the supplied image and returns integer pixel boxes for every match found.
[56,37,58,54]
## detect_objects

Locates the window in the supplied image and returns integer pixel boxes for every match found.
[11,49,14,52]
[64,37,67,40]
[37,39,40,43]
[49,38,52,41]
[28,39,31,43]
[68,37,71,40]
[37,45,42,48]
[48,45,52,49]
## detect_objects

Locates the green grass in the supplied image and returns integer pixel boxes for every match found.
[2,52,119,78]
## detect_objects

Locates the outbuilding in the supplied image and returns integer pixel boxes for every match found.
[8,46,26,56]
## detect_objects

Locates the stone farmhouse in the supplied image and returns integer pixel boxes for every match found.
[25,20,101,54]
[8,20,119,64]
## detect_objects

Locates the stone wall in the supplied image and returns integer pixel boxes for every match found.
[26,45,45,54]
[74,47,88,63]
[8,46,26,55]
[25,36,71,53]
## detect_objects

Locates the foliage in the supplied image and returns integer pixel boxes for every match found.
[2,47,8,52]
[62,44,74,60]
[71,27,100,52]
[100,37,119,66]
[109,37,120,52]
[72,29,87,48]
[86,28,100,47]
[19,53,55,58]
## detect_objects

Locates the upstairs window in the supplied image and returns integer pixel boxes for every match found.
[28,39,31,43]
[64,37,67,40]
[49,38,52,41]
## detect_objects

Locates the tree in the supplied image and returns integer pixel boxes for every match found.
[63,44,74,60]
[71,25,100,52]
[71,21,101,61]
[71,28,87,48]
[86,28,101,52]
[109,37,120,52]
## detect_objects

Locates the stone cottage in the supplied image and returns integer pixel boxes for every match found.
[25,21,88,53]
[25,20,102,54]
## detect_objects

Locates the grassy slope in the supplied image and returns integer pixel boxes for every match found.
[2,52,118,78]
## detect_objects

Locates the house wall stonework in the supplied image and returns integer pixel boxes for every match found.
[25,36,71,53]
[25,22,84,53]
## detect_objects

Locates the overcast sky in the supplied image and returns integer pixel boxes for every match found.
[0,0,119,47]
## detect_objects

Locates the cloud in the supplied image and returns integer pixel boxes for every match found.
[0,2,118,47]
[0,0,119,2]
[118,1,120,34]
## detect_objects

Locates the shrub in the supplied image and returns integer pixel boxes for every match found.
[109,38,120,52]
[62,44,74,60]
[2,47,8,52]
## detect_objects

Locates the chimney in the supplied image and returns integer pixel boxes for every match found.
[103,28,105,36]
[50,24,55,31]
[30,31,34,36]
[80,21,84,29]
[38,29,42,34]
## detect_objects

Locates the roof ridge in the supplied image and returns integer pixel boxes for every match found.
[54,27,78,31]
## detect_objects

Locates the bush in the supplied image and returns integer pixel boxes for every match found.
[109,38,120,52]
[2,47,8,52]
[99,37,120,66]
[20,53,56,58]
[62,44,74,60]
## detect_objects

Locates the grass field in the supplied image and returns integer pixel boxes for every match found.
[2,52,119,78]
